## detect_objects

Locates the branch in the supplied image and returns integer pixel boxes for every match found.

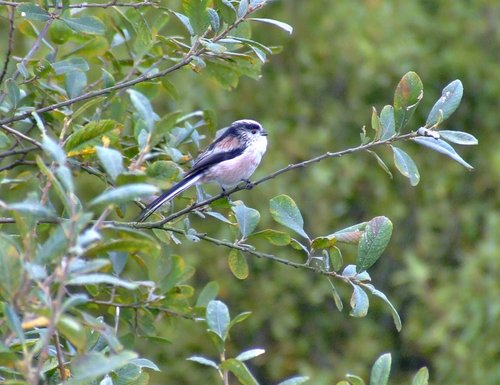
[1,124,43,147]
[0,6,15,86]
[0,0,157,8]
[0,145,38,159]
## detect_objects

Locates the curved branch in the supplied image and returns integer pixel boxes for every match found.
[0,6,15,86]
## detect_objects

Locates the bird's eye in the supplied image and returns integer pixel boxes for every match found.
[251,129,258,134]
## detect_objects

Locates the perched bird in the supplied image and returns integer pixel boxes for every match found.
[136,119,268,222]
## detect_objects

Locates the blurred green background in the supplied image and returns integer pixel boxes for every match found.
[152,1,500,384]
[2,1,499,384]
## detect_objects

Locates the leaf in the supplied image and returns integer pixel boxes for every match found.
[411,367,429,385]
[5,79,20,110]
[68,351,138,383]
[346,374,366,385]
[247,229,291,246]
[4,303,25,345]
[350,284,369,318]
[0,234,22,299]
[232,202,261,237]
[187,356,219,369]
[67,273,139,290]
[62,16,106,35]
[228,249,249,280]
[228,311,252,329]
[362,284,402,332]
[412,137,473,169]
[206,300,230,340]
[220,359,259,385]
[426,80,463,127]
[127,89,160,131]
[332,222,366,244]
[394,71,423,130]
[90,183,158,206]
[269,195,309,239]
[379,105,396,140]
[183,0,210,35]
[438,130,478,145]
[277,377,310,385]
[370,353,391,385]
[367,150,393,178]
[72,97,106,121]
[356,216,393,272]
[311,236,336,250]
[96,146,123,182]
[8,201,53,218]
[391,146,420,186]
[42,135,66,164]
[173,12,194,35]
[52,57,90,75]
[237,0,249,18]
[57,315,87,350]
[207,8,220,32]
[17,4,50,21]
[65,120,120,153]
[250,18,293,34]
[130,358,161,371]
[65,70,87,98]
[0,131,12,149]
[236,348,265,361]
[196,281,219,307]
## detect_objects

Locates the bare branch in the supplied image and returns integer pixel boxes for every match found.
[1,124,43,147]
[0,0,158,8]
[0,6,15,86]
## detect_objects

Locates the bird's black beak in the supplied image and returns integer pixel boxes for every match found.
[261,130,268,136]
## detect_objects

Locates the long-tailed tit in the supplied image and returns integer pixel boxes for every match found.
[136,119,268,222]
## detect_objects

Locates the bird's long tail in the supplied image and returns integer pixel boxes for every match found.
[136,173,203,222]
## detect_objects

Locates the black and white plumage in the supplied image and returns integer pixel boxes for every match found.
[136,119,268,222]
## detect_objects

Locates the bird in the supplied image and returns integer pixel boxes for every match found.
[136,119,268,222]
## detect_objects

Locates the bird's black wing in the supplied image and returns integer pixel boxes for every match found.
[185,147,244,177]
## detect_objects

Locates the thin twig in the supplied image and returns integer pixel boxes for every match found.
[0,0,157,8]
[0,145,38,159]
[90,299,194,319]
[54,332,66,381]
[0,6,15,86]
[1,124,43,147]
[0,159,36,172]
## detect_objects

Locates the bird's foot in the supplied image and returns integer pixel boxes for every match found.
[241,178,254,190]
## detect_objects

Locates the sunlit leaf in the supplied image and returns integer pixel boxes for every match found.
[413,137,473,169]
[90,184,158,206]
[206,300,230,340]
[250,18,293,34]
[426,80,463,127]
[346,374,366,385]
[58,315,87,350]
[67,273,139,290]
[236,348,265,361]
[183,0,210,35]
[247,229,291,246]
[232,202,260,238]
[96,146,123,182]
[220,359,259,385]
[269,195,309,239]
[394,71,423,130]
[350,284,369,317]
[277,376,310,385]
[370,353,391,385]
[17,4,50,21]
[379,105,396,140]
[411,367,429,385]
[196,281,220,307]
[65,120,120,153]
[187,356,219,369]
[356,216,392,272]
[438,130,478,145]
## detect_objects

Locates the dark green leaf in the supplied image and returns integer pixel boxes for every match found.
[17,4,50,21]
[65,70,87,98]
[236,349,265,361]
[413,137,473,169]
[394,71,423,130]
[438,130,478,145]
[65,119,120,153]
[370,353,391,385]
[196,281,219,307]
[232,202,260,237]
[411,367,429,385]
[328,279,343,311]
[52,57,89,75]
[269,195,309,239]
[367,150,393,178]
[187,356,219,369]
[220,359,259,385]
[68,351,137,383]
[379,105,396,140]
[206,300,230,340]
[356,216,393,272]
[62,16,106,35]
[67,273,139,290]
[96,146,123,182]
[426,80,463,127]
[250,18,293,34]
[5,79,20,110]
[182,0,210,35]
[247,229,291,246]
[391,146,420,186]
[350,284,369,317]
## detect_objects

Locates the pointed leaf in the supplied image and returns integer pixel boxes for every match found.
[187,356,219,369]
[413,137,473,169]
[232,202,260,237]
[42,135,66,164]
[370,353,391,385]
[220,359,259,385]
[367,150,393,178]
[96,146,123,182]
[206,300,230,340]
[90,183,159,206]
[356,217,392,272]
[350,284,369,318]
[411,367,429,385]
[68,274,139,290]
[346,374,366,385]
[196,281,219,307]
[62,16,106,35]
[391,146,420,186]
[426,80,463,127]
[438,130,478,145]
[182,0,210,35]
[4,303,25,345]
[5,79,20,110]
[250,18,293,34]
[394,71,423,130]
[65,119,120,152]
[236,348,265,361]
[127,89,160,131]
[363,283,402,331]
[277,377,310,385]
[269,195,308,239]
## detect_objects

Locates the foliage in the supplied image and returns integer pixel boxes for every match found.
[0,1,489,384]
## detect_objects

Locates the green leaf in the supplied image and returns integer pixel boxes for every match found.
[130,358,160,371]
[346,374,366,385]
[72,96,106,121]
[438,130,478,145]
[237,0,249,18]
[349,284,369,318]
[394,71,423,130]
[232,202,261,238]
[371,107,381,140]
[207,8,220,32]
[96,146,123,182]
[269,194,309,239]
[196,281,220,307]
[3,303,25,346]
[187,356,219,369]
[57,315,87,350]
[220,359,259,385]
[8,201,53,218]
[277,376,310,385]
[127,89,160,131]
[370,353,391,385]
[52,57,90,75]
[379,105,396,140]
[391,146,420,186]
[62,16,106,35]
[413,137,473,169]
[228,249,249,280]
[183,0,210,35]
[65,70,87,98]
[5,79,20,110]
[206,300,230,340]
[17,4,50,21]
[311,235,336,250]
[329,246,343,271]
[411,367,429,385]
[90,183,159,206]
[426,80,463,127]
[367,150,393,178]
[173,12,194,35]
[0,131,12,149]
[362,283,402,332]
[236,348,265,361]
[356,216,393,272]
[67,273,139,290]
[247,229,291,246]
[36,156,73,213]
[65,119,120,153]
[68,351,138,383]
[42,135,66,164]
[0,234,22,299]
[228,311,252,329]
[250,18,293,34]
